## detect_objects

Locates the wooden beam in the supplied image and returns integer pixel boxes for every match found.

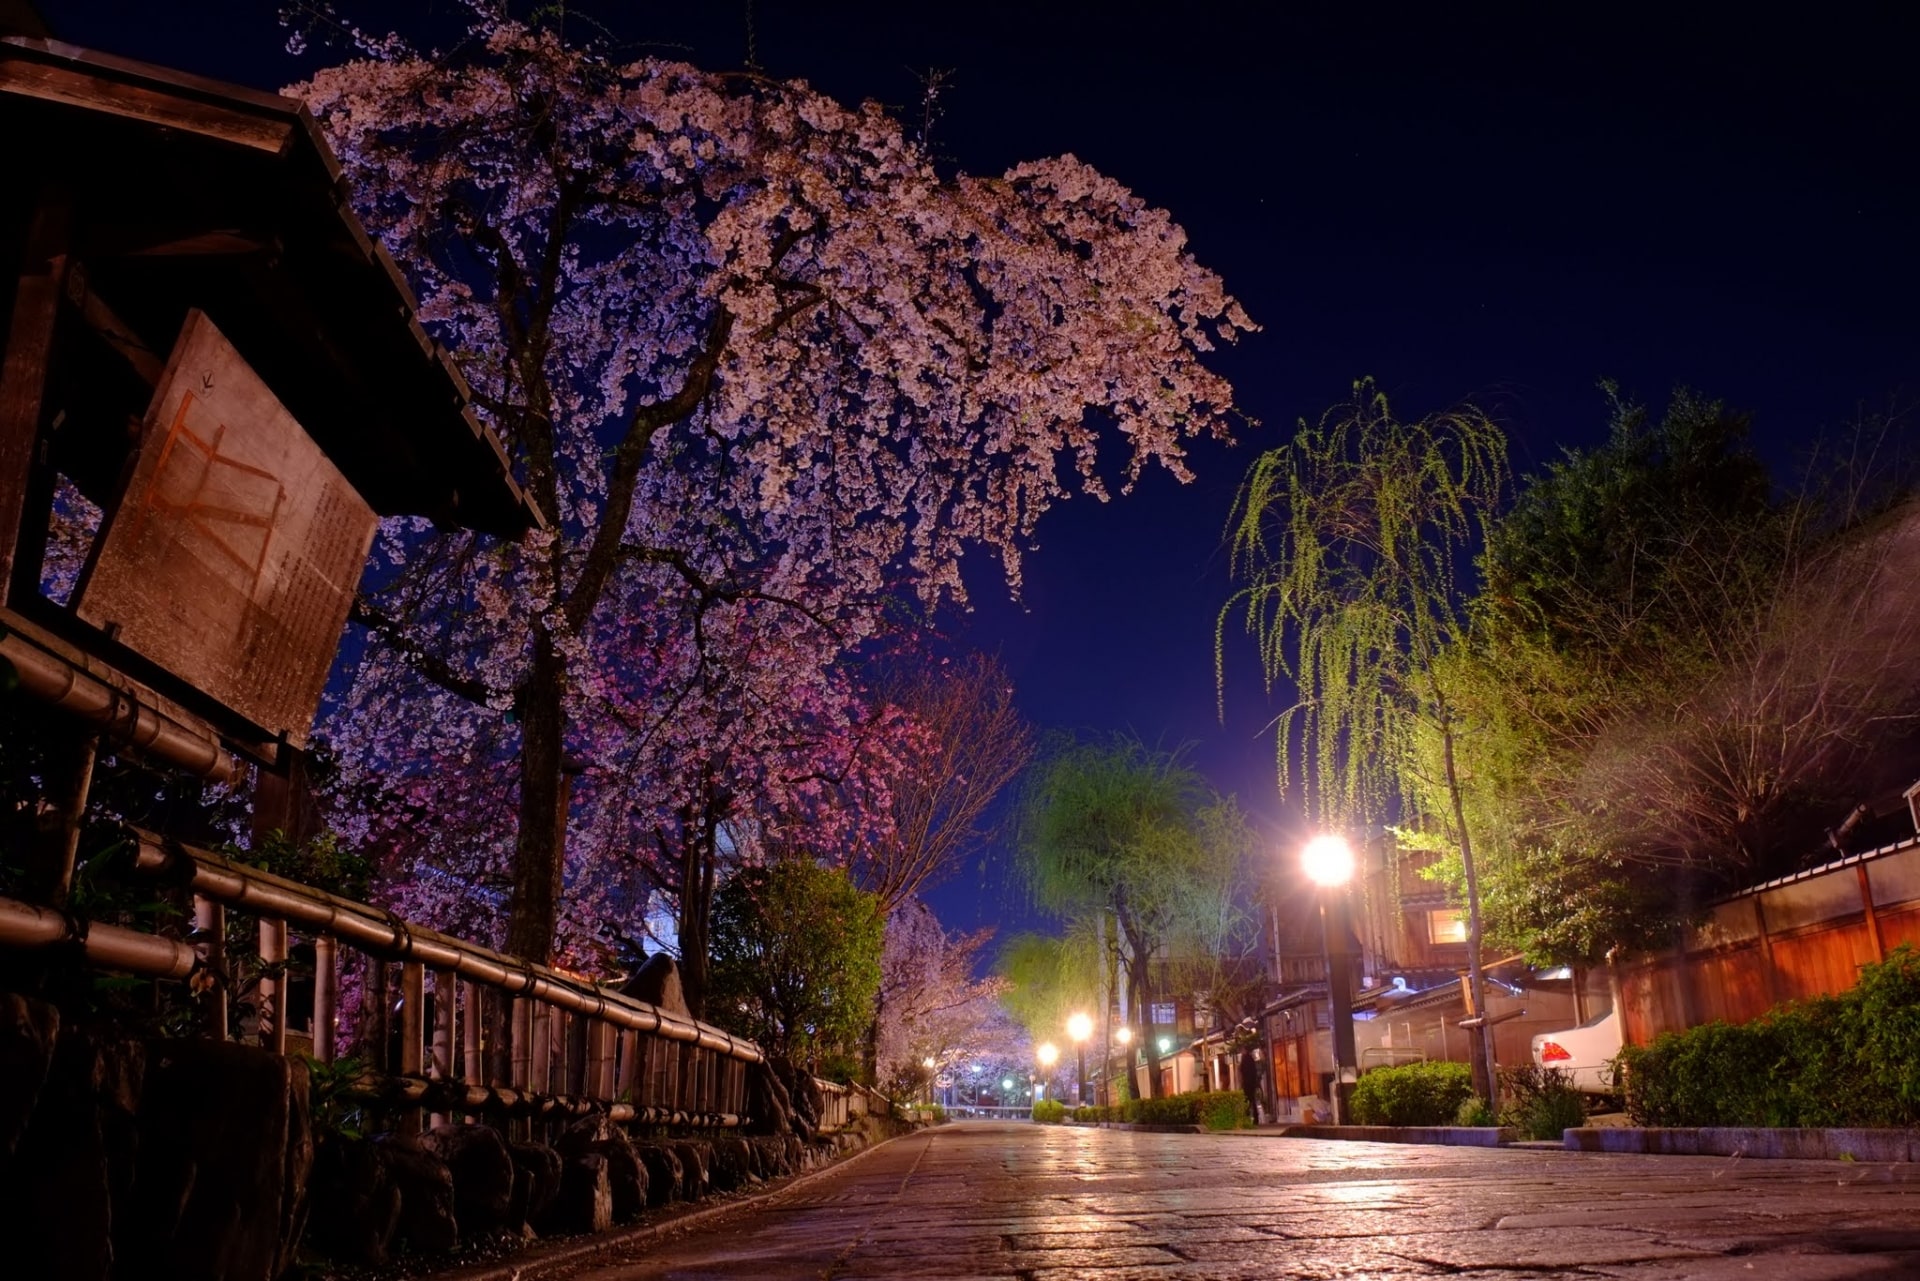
[63,261,164,386]
[1858,864,1886,964]
[0,185,68,600]
[0,53,293,154]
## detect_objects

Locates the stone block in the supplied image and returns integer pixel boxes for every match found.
[0,992,59,1165]
[379,1135,460,1255]
[306,1134,401,1265]
[539,1152,612,1235]
[708,1135,753,1190]
[633,1142,684,1206]
[509,1139,563,1226]
[424,1123,516,1233]
[669,1139,709,1199]
[128,1036,307,1281]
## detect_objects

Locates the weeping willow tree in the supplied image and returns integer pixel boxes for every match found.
[1013,737,1241,1098]
[1220,377,1508,1100]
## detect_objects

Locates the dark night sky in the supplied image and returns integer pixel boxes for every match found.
[32,2,1920,937]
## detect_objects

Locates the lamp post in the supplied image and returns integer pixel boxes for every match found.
[1066,1012,1093,1106]
[1036,1041,1059,1107]
[1113,1024,1133,1103]
[1303,834,1359,1125]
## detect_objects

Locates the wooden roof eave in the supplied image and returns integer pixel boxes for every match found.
[0,36,544,538]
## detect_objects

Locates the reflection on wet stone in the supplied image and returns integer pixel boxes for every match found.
[560,1123,1920,1280]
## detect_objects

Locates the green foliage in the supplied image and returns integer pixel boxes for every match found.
[302,1053,372,1141]
[1348,1060,1476,1126]
[1498,1065,1586,1139]
[706,861,884,1060]
[1071,1104,1106,1122]
[1221,377,1509,829]
[243,829,372,901]
[1197,1090,1252,1131]
[1011,736,1254,1095]
[929,1103,947,1124]
[1454,1095,1497,1127]
[1617,946,1920,1127]
[1031,1099,1067,1124]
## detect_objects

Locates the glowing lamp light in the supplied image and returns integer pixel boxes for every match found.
[1114,1026,1133,1045]
[1036,1042,1060,1068]
[1303,833,1356,887]
[1066,1012,1093,1043]
[1157,1037,1173,1054]
[922,1056,936,1069]
[1002,1077,1014,1091]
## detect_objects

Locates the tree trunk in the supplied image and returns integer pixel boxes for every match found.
[506,632,566,964]
[1439,713,1498,1105]
[675,786,722,1020]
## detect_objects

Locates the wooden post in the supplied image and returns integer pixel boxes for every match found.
[615,1027,639,1103]
[530,1003,552,1098]
[462,980,483,1087]
[257,917,288,1055]
[0,185,70,599]
[193,895,228,1040]
[1858,864,1887,964]
[398,961,425,1135]
[430,969,455,1128]
[1751,896,1781,1008]
[311,936,336,1061]
[31,730,96,907]
[566,1009,590,1097]
[585,1020,612,1102]
[510,997,532,1091]
[365,960,391,1073]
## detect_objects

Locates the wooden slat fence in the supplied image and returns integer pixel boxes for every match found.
[0,826,765,1131]
[1618,835,1920,1045]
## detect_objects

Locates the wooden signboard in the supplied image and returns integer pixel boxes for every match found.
[75,310,376,747]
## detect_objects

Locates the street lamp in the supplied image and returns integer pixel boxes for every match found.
[1036,1041,1060,1106]
[922,1056,938,1106]
[1303,834,1359,1124]
[1067,1012,1093,1106]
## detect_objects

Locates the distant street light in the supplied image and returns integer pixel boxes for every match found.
[1304,833,1359,1124]
[1114,1025,1133,1045]
[1067,1012,1093,1106]
[1036,1041,1060,1105]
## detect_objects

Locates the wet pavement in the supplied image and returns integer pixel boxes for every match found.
[561,1121,1920,1279]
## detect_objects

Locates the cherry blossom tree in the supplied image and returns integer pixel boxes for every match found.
[874,899,1010,1097]
[292,10,1251,967]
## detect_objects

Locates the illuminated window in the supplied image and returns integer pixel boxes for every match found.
[1427,909,1468,944]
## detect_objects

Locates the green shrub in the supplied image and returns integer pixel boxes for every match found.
[1198,1090,1251,1131]
[1071,1105,1108,1123]
[1616,945,1920,1127]
[1348,1060,1475,1126]
[1121,1090,1198,1121]
[929,1103,947,1124]
[1455,1095,1496,1127]
[1499,1065,1586,1139]
[1031,1099,1066,1124]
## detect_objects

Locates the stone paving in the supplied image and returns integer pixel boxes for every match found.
[561,1122,1920,1280]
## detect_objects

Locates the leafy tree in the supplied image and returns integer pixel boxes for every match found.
[1221,378,1508,1097]
[1015,738,1245,1097]
[1436,390,1920,960]
[293,8,1252,969]
[705,860,883,1063]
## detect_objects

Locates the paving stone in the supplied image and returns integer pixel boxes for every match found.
[556,1123,1920,1279]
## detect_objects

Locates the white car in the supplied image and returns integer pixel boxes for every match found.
[1529,1008,1622,1095]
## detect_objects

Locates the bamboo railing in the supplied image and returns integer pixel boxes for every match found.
[0,828,765,1132]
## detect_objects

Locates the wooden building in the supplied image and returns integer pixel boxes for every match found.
[0,31,536,891]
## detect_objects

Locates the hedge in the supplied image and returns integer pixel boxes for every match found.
[1616,945,1920,1127]
[1348,1060,1475,1126]
[1057,1092,1250,1129]
[1031,1099,1066,1124]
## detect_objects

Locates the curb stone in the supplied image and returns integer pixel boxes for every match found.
[420,1126,927,1281]
[1564,1127,1917,1162]
[1266,1124,1518,1147]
